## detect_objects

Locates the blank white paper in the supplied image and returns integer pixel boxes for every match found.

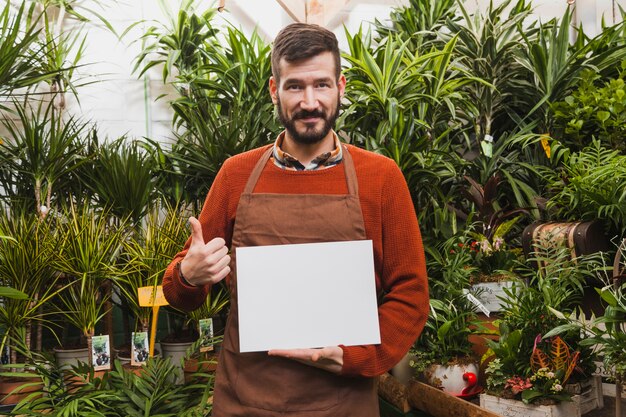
[236,240,381,353]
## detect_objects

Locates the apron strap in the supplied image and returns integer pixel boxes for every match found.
[242,146,273,195]
[242,142,359,197]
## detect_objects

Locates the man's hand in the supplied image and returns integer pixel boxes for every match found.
[180,217,230,286]
[267,346,343,374]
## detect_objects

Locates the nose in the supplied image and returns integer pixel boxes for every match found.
[300,86,318,111]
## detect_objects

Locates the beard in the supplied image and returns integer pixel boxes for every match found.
[277,95,340,145]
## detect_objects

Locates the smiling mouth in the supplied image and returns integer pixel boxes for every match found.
[299,117,321,123]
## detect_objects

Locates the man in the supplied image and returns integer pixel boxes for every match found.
[163,23,428,416]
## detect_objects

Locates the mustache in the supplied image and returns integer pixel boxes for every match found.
[292,109,326,120]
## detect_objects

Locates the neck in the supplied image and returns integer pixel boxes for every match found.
[282,131,336,166]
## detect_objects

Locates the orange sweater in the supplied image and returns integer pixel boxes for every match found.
[162,144,429,377]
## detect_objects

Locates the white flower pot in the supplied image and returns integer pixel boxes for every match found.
[424,362,479,396]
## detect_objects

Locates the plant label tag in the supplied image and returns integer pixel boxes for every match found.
[131,331,149,366]
[199,318,214,353]
[138,285,168,307]
[464,290,490,317]
[481,134,494,157]
[91,335,111,371]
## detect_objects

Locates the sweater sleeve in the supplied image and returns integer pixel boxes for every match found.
[162,162,234,312]
[340,162,429,377]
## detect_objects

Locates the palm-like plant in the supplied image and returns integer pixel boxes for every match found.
[83,137,159,227]
[0,100,87,218]
[443,0,535,145]
[52,204,125,356]
[119,203,190,334]
[543,139,626,236]
[135,2,277,207]
[0,2,56,109]
[516,7,626,132]
[374,0,458,52]
[0,212,60,365]
[340,29,478,240]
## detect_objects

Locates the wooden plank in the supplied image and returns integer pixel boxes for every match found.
[378,372,411,412]
[275,0,306,22]
[408,380,502,417]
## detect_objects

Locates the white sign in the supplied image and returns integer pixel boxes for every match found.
[236,240,381,352]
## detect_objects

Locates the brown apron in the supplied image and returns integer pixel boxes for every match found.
[212,145,379,417]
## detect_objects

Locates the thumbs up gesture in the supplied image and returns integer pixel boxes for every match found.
[179,217,231,286]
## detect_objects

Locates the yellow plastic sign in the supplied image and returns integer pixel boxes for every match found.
[138,285,168,307]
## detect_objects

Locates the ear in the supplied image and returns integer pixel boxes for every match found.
[337,74,346,98]
[269,76,278,104]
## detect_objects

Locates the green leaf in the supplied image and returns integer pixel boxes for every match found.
[0,286,29,300]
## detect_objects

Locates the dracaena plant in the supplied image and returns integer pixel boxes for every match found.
[135,1,277,208]
[442,0,535,146]
[52,204,125,354]
[0,1,57,108]
[373,0,458,53]
[82,136,159,227]
[119,202,190,333]
[340,28,477,234]
[0,211,61,365]
[0,99,87,218]
[516,6,626,133]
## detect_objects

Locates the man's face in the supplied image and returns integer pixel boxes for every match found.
[269,51,346,145]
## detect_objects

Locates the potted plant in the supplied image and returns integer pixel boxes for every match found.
[0,212,60,364]
[160,282,229,384]
[51,204,125,371]
[0,213,61,405]
[117,202,189,364]
[408,239,484,397]
[544,238,626,417]
[480,335,597,417]
[479,242,604,416]
[181,283,229,383]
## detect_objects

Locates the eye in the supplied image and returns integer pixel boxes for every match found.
[317,82,331,88]
[286,84,302,91]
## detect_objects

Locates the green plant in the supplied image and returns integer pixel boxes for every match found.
[545,243,626,383]
[551,66,626,151]
[413,238,481,365]
[497,242,599,376]
[484,358,508,393]
[544,139,626,236]
[0,2,56,108]
[135,2,277,207]
[516,7,626,133]
[443,0,535,144]
[119,203,190,333]
[9,355,214,416]
[52,204,125,353]
[374,0,458,53]
[0,100,87,217]
[83,137,159,226]
[413,297,479,365]
[0,212,61,365]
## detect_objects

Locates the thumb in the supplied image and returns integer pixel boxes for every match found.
[188,217,204,247]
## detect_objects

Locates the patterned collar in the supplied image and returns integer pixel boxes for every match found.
[272,131,343,171]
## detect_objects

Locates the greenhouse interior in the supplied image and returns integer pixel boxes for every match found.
[1,0,626,416]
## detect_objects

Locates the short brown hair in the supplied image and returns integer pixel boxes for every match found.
[271,23,341,82]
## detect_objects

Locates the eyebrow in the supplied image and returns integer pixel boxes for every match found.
[282,76,334,86]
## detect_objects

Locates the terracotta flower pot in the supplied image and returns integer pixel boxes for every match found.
[0,375,43,405]
[183,353,218,384]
